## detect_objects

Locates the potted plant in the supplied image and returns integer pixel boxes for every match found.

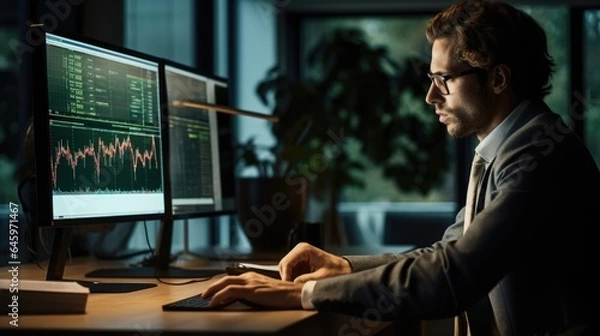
[237,27,448,248]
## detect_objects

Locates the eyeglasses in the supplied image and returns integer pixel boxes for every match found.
[427,68,482,95]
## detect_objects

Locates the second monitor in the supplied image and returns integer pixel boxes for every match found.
[164,63,236,219]
[153,62,239,270]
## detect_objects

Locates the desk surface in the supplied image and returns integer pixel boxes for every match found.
[0,246,418,335]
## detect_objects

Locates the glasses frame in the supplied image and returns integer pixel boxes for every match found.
[427,68,482,95]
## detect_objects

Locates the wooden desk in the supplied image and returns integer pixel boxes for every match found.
[0,256,420,335]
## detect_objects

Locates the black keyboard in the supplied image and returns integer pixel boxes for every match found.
[162,293,230,311]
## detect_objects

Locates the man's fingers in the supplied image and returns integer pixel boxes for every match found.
[281,268,293,282]
[208,284,247,307]
[293,272,318,284]
[279,247,311,282]
[279,260,292,282]
[293,267,333,283]
[208,279,274,307]
[202,275,248,298]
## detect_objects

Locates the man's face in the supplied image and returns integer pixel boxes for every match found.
[425,38,494,139]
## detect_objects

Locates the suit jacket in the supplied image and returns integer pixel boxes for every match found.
[311,100,600,335]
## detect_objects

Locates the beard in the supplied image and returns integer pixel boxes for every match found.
[444,105,488,138]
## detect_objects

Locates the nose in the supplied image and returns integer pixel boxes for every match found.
[425,82,443,106]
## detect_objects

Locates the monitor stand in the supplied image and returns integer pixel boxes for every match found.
[173,218,212,262]
[75,280,156,293]
[47,228,157,293]
[84,218,225,279]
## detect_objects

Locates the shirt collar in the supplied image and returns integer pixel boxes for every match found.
[475,100,530,163]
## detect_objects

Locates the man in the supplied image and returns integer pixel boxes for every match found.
[203,1,599,334]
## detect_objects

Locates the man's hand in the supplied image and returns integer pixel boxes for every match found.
[201,272,304,309]
[279,242,353,283]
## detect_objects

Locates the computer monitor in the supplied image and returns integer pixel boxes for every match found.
[31,29,166,291]
[163,62,236,219]
[151,62,237,268]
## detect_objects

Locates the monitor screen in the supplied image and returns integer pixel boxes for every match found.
[33,31,166,227]
[163,63,236,219]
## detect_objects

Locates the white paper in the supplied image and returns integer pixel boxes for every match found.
[237,263,279,272]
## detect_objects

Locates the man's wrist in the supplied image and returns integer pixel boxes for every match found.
[301,280,317,310]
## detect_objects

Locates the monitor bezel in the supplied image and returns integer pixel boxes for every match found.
[31,28,169,228]
[160,59,237,221]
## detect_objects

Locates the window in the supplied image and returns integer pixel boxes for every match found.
[301,16,454,203]
[520,6,570,123]
[298,16,454,245]
[125,0,195,66]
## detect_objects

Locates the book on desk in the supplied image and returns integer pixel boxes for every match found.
[0,279,88,314]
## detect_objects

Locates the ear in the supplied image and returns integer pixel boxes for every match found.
[490,64,511,94]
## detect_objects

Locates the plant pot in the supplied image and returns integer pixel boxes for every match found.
[235,177,308,253]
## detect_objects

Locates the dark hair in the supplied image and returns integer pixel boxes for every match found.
[426,0,556,100]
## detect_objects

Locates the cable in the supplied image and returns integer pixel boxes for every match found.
[137,220,218,285]
[155,275,217,286]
